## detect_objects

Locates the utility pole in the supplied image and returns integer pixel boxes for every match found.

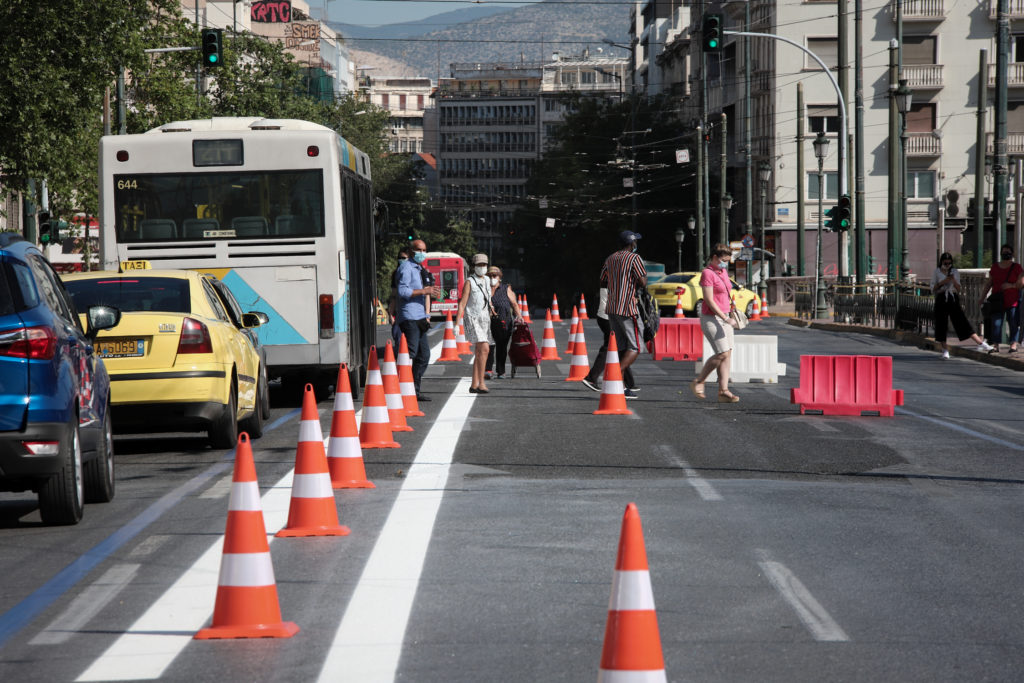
[797,84,806,276]
[697,123,705,267]
[995,0,1010,253]
[837,0,849,278]
[720,112,728,245]
[744,1,753,257]
[976,49,988,268]
[888,42,900,282]
[854,0,866,281]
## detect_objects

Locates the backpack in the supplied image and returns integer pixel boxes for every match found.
[637,286,660,343]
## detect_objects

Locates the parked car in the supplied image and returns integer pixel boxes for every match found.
[647,271,758,318]
[62,269,268,448]
[0,233,120,525]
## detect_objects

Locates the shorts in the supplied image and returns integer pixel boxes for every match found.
[608,313,643,353]
[700,313,734,355]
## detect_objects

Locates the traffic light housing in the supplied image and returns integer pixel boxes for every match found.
[201,28,223,68]
[824,205,838,231]
[37,211,53,245]
[702,14,723,52]
[836,194,852,230]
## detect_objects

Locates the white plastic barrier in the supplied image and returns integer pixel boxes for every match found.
[694,334,786,383]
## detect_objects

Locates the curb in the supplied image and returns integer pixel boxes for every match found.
[786,317,1024,372]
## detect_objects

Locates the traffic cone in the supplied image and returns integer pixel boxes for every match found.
[674,292,685,318]
[380,341,413,432]
[760,292,770,318]
[594,333,632,415]
[565,306,580,355]
[750,293,762,321]
[437,312,461,361]
[456,317,472,355]
[195,433,299,640]
[578,293,589,320]
[359,346,400,449]
[397,334,424,418]
[551,294,562,322]
[597,503,665,682]
[539,309,561,361]
[521,294,532,323]
[326,364,374,489]
[565,318,589,382]
[276,385,350,537]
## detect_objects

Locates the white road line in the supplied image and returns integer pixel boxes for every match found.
[317,377,474,683]
[29,564,140,646]
[126,535,172,558]
[756,549,849,642]
[198,473,233,499]
[655,446,722,501]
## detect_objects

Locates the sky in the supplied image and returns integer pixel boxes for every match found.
[325,0,530,27]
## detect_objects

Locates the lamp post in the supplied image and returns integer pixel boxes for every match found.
[721,193,733,246]
[675,228,685,272]
[894,79,913,282]
[758,162,771,301]
[688,215,697,266]
[812,132,830,319]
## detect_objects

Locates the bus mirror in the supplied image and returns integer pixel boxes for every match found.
[242,311,268,328]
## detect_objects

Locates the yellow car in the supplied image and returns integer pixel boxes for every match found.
[62,269,268,448]
[647,271,758,318]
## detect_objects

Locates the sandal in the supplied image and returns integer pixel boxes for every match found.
[690,379,705,399]
[718,391,740,403]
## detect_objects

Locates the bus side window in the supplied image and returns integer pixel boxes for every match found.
[139,218,177,240]
[183,218,219,238]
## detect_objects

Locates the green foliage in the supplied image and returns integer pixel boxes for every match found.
[955,251,993,269]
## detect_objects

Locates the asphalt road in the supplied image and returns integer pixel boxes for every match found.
[1,317,1023,682]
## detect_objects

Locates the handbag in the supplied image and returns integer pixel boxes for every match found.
[730,307,748,330]
[986,292,1004,316]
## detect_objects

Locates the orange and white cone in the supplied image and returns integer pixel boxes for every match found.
[674,292,685,318]
[380,341,413,433]
[565,318,590,382]
[456,317,472,355]
[326,364,374,489]
[750,293,762,321]
[597,502,666,682]
[760,292,770,318]
[359,346,400,449]
[578,294,590,320]
[539,309,561,361]
[521,294,532,323]
[551,294,562,322]
[594,332,632,415]
[397,334,424,418]
[195,433,299,640]
[437,312,461,361]
[565,306,580,355]
[276,385,350,537]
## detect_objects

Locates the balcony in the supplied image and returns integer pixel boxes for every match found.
[902,64,943,89]
[985,132,1024,155]
[989,0,1024,18]
[893,0,946,20]
[988,62,1024,88]
[905,132,941,156]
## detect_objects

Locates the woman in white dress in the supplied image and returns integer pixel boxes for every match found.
[456,253,495,393]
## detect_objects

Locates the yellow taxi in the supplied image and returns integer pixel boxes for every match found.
[62,268,268,448]
[646,271,758,318]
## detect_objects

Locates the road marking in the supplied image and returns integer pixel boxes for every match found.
[897,407,1024,451]
[756,549,849,642]
[317,377,474,683]
[29,564,140,646]
[655,445,722,501]
[198,473,233,499]
[126,535,172,558]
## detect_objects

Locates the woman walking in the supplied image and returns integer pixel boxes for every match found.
[933,252,992,358]
[456,253,495,393]
[978,244,1024,353]
[485,265,521,379]
[690,244,740,403]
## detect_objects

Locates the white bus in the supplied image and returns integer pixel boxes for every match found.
[98,117,377,395]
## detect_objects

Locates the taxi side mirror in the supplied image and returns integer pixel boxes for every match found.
[242,311,269,328]
[86,305,121,340]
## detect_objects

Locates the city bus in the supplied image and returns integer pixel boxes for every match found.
[98,117,377,395]
[421,252,467,319]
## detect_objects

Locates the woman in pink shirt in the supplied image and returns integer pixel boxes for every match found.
[691,244,740,403]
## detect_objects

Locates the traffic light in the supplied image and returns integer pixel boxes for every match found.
[201,28,223,68]
[824,205,838,231]
[836,194,852,230]
[702,14,723,52]
[37,211,53,245]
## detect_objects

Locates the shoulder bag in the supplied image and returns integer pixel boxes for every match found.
[730,304,748,330]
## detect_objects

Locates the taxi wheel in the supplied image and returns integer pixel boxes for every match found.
[84,407,115,504]
[240,375,266,439]
[39,416,85,526]
[209,384,238,450]
[745,300,754,317]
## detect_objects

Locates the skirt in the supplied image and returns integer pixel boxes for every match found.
[700,313,734,354]
[464,312,494,345]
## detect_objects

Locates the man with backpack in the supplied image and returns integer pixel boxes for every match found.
[599,230,649,399]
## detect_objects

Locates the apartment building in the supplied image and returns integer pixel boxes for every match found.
[363,78,434,154]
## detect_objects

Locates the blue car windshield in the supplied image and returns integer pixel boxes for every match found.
[64,277,191,313]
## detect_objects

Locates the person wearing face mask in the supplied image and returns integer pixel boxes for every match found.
[484,266,522,379]
[396,239,442,400]
[691,244,740,403]
[978,244,1024,354]
[933,252,992,359]
[599,230,648,399]
[389,245,414,348]
[456,254,496,393]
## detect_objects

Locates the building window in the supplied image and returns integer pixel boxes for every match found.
[807,171,839,201]
[580,71,595,84]
[561,71,577,85]
[381,94,389,108]
[806,38,838,70]
[906,102,936,132]
[808,106,840,134]
[906,171,935,199]
[399,94,407,110]
[417,95,424,110]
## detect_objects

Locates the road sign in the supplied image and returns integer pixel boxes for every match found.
[740,247,754,261]
[741,233,754,248]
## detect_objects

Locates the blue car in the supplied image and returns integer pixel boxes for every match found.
[0,233,120,525]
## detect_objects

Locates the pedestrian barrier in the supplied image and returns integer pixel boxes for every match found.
[396,334,424,417]
[594,333,632,415]
[650,318,703,361]
[578,294,589,320]
[565,305,579,355]
[326,364,374,489]
[597,502,666,683]
[551,293,561,322]
[790,354,904,417]
[195,433,299,640]
[565,318,589,381]
[539,309,561,360]
[277,384,351,537]
[359,346,400,449]
[436,312,461,362]
[694,334,787,383]
[455,317,471,355]
[380,341,413,432]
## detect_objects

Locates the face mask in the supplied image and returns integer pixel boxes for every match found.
[413,251,426,264]
[475,266,488,277]
[1002,253,1013,261]
[718,261,729,270]
[489,276,500,287]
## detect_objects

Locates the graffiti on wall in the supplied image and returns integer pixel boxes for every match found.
[251,0,291,23]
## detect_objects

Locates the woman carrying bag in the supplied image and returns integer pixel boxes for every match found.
[933,252,992,359]
[690,244,740,403]
[978,244,1024,353]
[456,253,496,393]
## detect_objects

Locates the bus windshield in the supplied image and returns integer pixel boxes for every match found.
[113,169,325,242]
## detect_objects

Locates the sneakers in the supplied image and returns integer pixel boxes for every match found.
[623,388,638,399]
[976,341,994,352]
[580,377,600,393]
[941,350,950,360]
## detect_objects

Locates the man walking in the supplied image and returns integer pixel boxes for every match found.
[396,239,441,400]
[599,230,647,398]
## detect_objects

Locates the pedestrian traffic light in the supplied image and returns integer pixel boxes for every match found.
[824,205,838,231]
[37,211,53,244]
[201,28,223,68]
[836,194,852,230]
[702,14,723,52]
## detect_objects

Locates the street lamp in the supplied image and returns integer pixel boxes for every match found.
[675,228,685,272]
[758,162,772,301]
[894,79,913,282]
[812,131,830,319]
[721,193,733,245]
[688,215,697,266]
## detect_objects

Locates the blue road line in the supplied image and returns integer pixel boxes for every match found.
[897,407,1024,451]
[0,406,301,649]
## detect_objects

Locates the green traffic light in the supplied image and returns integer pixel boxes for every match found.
[709,39,718,48]
[208,54,218,64]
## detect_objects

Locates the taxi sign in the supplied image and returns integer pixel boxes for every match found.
[120,260,151,270]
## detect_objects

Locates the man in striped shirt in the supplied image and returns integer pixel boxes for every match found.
[599,231,647,398]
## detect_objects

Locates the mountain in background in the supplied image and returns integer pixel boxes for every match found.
[328,0,631,80]
[330,5,510,40]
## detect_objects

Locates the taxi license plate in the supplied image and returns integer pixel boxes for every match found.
[97,339,145,358]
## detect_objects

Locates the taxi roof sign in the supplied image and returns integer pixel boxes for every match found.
[120,260,151,271]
